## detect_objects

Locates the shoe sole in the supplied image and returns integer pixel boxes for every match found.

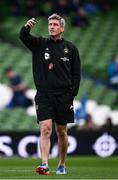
[56,172,67,175]
[36,167,50,175]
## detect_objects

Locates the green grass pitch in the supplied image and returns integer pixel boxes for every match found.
[0,156,118,179]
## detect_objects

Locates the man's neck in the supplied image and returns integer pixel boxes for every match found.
[50,34,62,42]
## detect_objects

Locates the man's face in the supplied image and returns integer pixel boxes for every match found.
[48,19,64,37]
[6,70,14,78]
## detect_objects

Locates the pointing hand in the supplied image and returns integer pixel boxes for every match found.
[25,18,36,28]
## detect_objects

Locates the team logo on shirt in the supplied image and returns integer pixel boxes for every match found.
[60,57,70,62]
[64,47,69,54]
[44,52,50,60]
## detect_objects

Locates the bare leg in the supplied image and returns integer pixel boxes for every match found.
[39,119,52,164]
[55,123,68,167]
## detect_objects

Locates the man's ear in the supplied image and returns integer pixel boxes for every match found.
[61,27,64,33]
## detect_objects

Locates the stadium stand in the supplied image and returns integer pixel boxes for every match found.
[1,9,118,81]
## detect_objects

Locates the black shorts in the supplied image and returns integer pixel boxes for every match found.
[35,91,74,125]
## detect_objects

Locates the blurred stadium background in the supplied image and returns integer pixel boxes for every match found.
[0,0,118,178]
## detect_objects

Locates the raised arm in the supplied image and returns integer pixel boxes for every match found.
[19,18,39,51]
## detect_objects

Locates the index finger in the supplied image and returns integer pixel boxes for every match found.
[31,18,35,21]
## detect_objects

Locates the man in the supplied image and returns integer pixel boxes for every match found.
[4,67,33,108]
[20,14,81,175]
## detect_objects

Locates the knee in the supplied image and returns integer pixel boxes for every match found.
[56,128,67,138]
[41,125,52,138]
